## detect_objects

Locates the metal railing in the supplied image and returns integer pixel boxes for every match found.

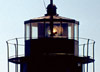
[6,37,95,72]
[78,38,95,72]
[6,37,25,72]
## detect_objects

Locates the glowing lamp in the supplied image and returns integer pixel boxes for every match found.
[47,25,63,36]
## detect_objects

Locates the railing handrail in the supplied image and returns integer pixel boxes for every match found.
[6,37,95,44]
[6,37,95,58]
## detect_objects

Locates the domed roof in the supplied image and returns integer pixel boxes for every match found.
[24,1,79,24]
[45,4,57,16]
[47,4,57,10]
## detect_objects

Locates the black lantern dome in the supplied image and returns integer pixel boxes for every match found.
[46,4,57,16]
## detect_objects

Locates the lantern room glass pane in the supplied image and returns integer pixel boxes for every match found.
[25,24,30,40]
[31,23,38,39]
[75,24,79,40]
[45,22,68,38]
[25,20,79,40]
[68,23,74,39]
[32,27,38,39]
[68,23,79,40]
[68,26,71,39]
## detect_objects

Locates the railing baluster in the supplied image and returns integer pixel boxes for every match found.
[83,44,85,57]
[6,41,10,72]
[16,38,18,72]
[16,38,18,57]
[93,41,95,72]
[87,39,89,72]
[83,44,85,72]
[14,44,17,72]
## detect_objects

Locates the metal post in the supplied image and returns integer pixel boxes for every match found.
[16,38,18,72]
[15,44,17,57]
[50,0,53,4]
[44,18,46,37]
[87,39,89,57]
[71,24,74,39]
[83,44,85,57]
[93,41,95,72]
[16,38,18,57]
[77,22,79,41]
[87,39,89,72]
[25,23,26,40]
[83,44,85,72]
[60,18,63,36]
[6,41,9,72]
[14,44,18,72]
[50,0,54,37]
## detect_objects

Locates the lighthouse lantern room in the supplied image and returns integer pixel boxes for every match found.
[7,0,95,72]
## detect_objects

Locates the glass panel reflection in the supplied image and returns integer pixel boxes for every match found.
[45,22,68,38]
[25,24,30,40]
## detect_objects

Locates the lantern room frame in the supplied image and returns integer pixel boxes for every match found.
[24,16,79,40]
